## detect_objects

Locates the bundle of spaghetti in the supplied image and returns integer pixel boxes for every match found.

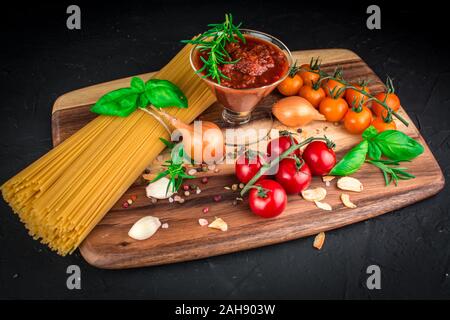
[1,43,216,255]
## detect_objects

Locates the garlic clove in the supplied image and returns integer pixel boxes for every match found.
[301,187,327,202]
[337,177,363,192]
[146,177,174,199]
[128,216,161,240]
[208,217,228,231]
[341,193,357,208]
[314,200,332,211]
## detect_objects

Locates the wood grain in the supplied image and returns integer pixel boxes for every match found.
[52,49,445,269]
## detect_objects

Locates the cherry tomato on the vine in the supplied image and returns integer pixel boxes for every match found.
[299,58,321,86]
[235,151,266,184]
[277,73,303,96]
[319,97,349,122]
[343,106,373,134]
[371,92,401,118]
[267,133,301,159]
[298,85,326,108]
[371,116,397,132]
[248,180,287,218]
[323,79,346,98]
[275,158,312,194]
[302,141,336,176]
[345,83,371,108]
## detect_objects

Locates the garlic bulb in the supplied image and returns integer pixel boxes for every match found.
[146,177,174,199]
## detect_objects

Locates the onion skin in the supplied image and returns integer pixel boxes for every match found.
[272,96,326,127]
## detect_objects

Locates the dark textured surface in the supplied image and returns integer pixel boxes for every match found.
[0,1,449,299]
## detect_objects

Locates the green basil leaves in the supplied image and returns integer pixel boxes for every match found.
[91,77,188,117]
[329,126,424,184]
[370,130,424,161]
[329,140,368,176]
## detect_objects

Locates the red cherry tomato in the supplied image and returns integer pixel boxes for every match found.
[275,158,312,194]
[235,151,266,184]
[302,141,336,176]
[267,134,301,159]
[248,180,287,218]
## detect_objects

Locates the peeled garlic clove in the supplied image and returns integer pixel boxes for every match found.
[146,177,174,199]
[301,187,327,202]
[208,217,228,231]
[313,232,326,250]
[341,193,357,208]
[128,216,161,240]
[322,175,335,182]
[314,200,332,211]
[337,177,363,192]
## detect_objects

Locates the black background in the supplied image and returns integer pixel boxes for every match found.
[0,0,449,299]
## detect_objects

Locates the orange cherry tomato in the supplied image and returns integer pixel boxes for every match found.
[277,74,304,96]
[319,97,349,122]
[299,65,320,87]
[298,85,326,108]
[345,83,371,108]
[343,106,373,134]
[371,92,401,118]
[323,79,346,98]
[371,117,397,132]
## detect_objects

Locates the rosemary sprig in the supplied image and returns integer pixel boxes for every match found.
[151,140,195,194]
[182,13,245,84]
[366,159,415,186]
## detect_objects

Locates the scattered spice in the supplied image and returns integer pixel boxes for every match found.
[188,169,197,176]
[127,199,133,205]
[179,198,185,204]
[174,195,181,202]
[201,177,209,184]
[214,168,220,173]
[198,218,209,227]
[196,188,202,194]
[239,183,244,189]
[231,184,238,191]
[202,207,209,214]
[189,184,198,190]
[151,198,158,204]
[130,194,137,201]
[168,197,174,203]
[213,195,222,202]
[182,184,190,191]
[297,128,303,134]
[224,186,231,190]
[122,202,129,209]
[184,191,190,197]
[161,223,169,229]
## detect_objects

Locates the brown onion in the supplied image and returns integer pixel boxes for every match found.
[272,96,326,127]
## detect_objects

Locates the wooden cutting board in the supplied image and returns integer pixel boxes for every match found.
[52,49,444,269]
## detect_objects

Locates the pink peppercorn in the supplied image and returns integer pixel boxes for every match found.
[122,202,129,208]
[130,194,137,201]
[213,195,222,202]
[202,207,209,214]
[201,177,208,184]
[182,184,190,191]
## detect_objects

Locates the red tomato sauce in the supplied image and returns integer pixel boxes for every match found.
[195,35,289,89]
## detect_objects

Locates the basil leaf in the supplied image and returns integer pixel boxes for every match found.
[131,77,145,92]
[367,141,382,160]
[137,93,149,108]
[329,140,368,176]
[90,88,139,117]
[145,79,188,109]
[362,126,378,140]
[373,130,424,161]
